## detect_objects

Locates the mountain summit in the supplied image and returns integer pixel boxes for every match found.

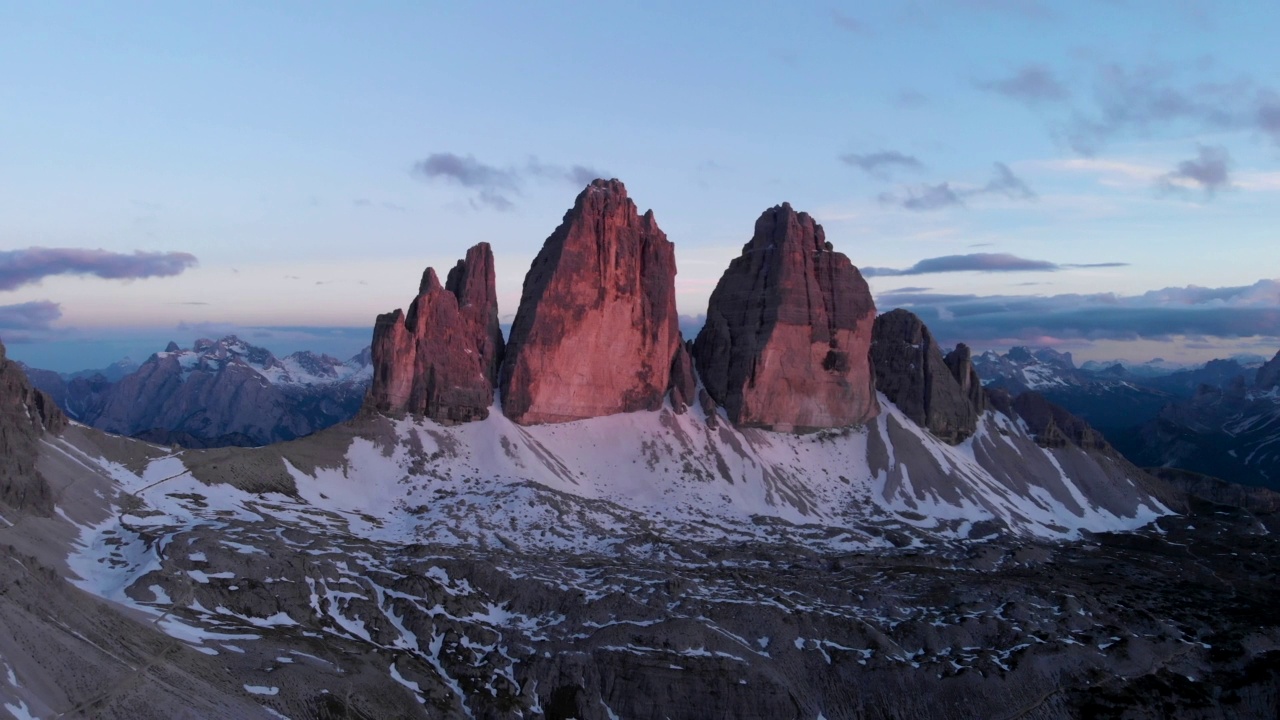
[500,179,682,424]
[694,203,879,431]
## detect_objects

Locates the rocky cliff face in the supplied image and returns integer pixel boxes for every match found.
[500,179,681,424]
[870,309,978,444]
[944,342,987,415]
[693,203,879,431]
[1256,350,1280,391]
[0,339,65,514]
[369,243,504,423]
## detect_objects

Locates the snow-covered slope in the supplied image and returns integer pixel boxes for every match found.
[63,391,1167,572]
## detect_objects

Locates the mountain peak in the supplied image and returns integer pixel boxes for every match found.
[500,180,679,425]
[694,203,878,431]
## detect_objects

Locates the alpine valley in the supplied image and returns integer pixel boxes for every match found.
[2,180,1279,719]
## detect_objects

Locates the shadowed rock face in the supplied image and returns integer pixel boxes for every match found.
[871,309,978,444]
[945,342,987,415]
[668,341,697,413]
[1013,391,1110,451]
[369,243,504,423]
[693,203,879,432]
[500,179,680,425]
[0,340,64,514]
[1256,350,1280,391]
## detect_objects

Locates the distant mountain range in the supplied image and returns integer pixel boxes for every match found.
[18,335,372,447]
[975,345,1280,490]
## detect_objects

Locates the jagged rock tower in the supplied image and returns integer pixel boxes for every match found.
[368,242,504,422]
[870,309,981,444]
[693,203,879,431]
[500,179,682,424]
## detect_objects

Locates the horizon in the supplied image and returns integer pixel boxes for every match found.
[3,3,1279,370]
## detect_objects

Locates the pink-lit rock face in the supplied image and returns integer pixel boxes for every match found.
[500,179,681,425]
[368,243,504,423]
[693,203,879,431]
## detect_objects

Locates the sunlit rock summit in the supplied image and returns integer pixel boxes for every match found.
[499,179,682,424]
[369,242,504,422]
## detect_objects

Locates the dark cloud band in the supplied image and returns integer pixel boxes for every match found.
[863,252,1127,277]
[0,248,197,292]
[0,301,62,330]
[875,279,1280,344]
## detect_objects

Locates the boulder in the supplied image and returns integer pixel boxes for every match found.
[500,179,681,424]
[693,203,878,431]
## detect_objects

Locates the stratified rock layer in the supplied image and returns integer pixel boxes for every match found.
[871,309,978,444]
[500,179,680,425]
[369,243,504,422]
[693,203,878,431]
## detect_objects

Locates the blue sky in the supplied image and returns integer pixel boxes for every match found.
[3,1,1279,371]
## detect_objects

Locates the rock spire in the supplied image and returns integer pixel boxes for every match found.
[368,243,504,422]
[500,179,681,424]
[692,203,879,431]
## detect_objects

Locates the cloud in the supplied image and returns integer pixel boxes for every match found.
[879,163,1035,211]
[894,90,928,108]
[862,252,1125,277]
[412,153,518,191]
[1160,145,1232,197]
[979,64,1068,104]
[830,9,864,33]
[412,152,609,210]
[1051,63,1280,154]
[525,158,609,187]
[875,278,1280,345]
[0,301,62,330]
[889,183,963,211]
[840,150,924,179]
[983,162,1036,199]
[0,248,198,292]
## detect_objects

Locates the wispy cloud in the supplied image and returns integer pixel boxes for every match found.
[879,162,1035,211]
[411,152,610,210]
[0,248,197,292]
[0,301,62,330]
[830,9,865,33]
[876,278,1280,344]
[1159,144,1232,197]
[840,150,924,179]
[978,64,1068,104]
[863,252,1125,277]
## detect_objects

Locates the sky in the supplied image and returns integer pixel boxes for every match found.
[2,1,1280,371]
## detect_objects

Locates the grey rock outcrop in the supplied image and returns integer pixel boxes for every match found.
[871,309,978,444]
[667,341,697,413]
[0,339,64,514]
[1256,350,1280,391]
[944,342,987,415]
[693,203,879,431]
